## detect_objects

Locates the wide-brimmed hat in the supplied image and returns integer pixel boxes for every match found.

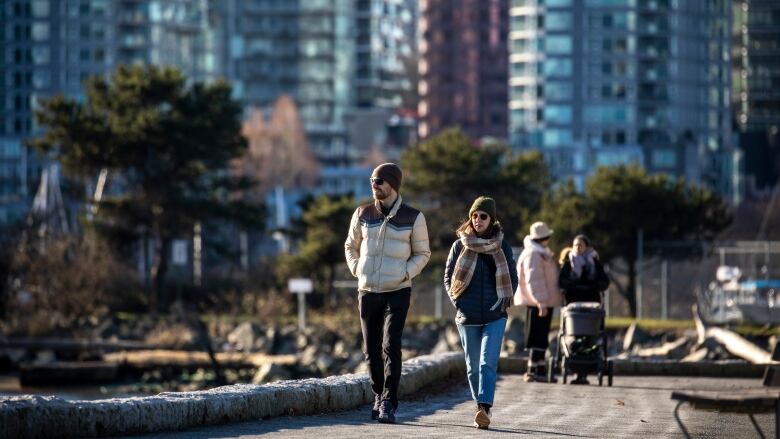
[529,221,553,239]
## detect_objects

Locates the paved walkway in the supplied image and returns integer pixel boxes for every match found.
[124,376,774,438]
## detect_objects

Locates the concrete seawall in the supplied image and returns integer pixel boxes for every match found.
[0,352,466,439]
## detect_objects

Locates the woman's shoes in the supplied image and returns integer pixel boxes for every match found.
[522,371,536,382]
[473,405,491,429]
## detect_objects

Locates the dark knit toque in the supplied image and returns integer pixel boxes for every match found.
[372,163,403,192]
[469,196,497,224]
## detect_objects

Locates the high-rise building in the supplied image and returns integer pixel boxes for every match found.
[221,0,418,167]
[220,0,354,166]
[0,0,219,224]
[509,0,734,196]
[355,0,417,109]
[418,0,509,141]
[733,0,780,193]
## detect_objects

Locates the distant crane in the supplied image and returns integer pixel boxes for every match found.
[23,163,69,248]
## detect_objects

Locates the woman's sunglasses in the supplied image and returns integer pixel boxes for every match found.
[471,213,489,221]
[370,177,384,186]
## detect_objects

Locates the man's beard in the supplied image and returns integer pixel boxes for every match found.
[373,189,388,200]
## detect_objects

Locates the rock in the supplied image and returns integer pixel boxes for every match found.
[503,317,525,354]
[332,341,349,359]
[353,361,369,374]
[251,363,292,384]
[227,322,261,352]
[315,355,335,375]
[342,352,364,373]
[299,346,319,366]
[295,333,309,350]
[430,337,451,355]
[252,334,270,352]
[444,325,461,350]
[272,326,298,355]
[34,350,56,364]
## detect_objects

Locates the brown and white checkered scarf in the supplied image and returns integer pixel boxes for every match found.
[449,228,512,310]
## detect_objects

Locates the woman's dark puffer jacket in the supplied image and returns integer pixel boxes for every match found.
[443,239,518,325]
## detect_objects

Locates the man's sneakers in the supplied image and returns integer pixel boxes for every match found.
[377,399,396,424]
[370,394,381,420]
[473,405,491,429]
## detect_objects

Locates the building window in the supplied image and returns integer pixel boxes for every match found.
[545,0,573,6]
[585,104,634,124]
[652,149,676,168]
[543,58,572,76]
[545,12,572,31]
[32,23,49,41]
[586,0,635,6]
[32,47,50,65]
[33,70,50,88]
[545,36,572,54]
[544,105,573,124]
[543,129,573,147]
[544,82,573,100]
[32,0,50,17]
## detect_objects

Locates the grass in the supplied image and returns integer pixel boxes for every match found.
[599,317,780,337]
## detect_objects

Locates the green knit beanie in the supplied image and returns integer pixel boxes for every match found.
[469,196,497,224]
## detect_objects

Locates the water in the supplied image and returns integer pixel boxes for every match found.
[0,374,145,401]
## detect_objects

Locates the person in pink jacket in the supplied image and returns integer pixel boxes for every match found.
[513,221,562,382]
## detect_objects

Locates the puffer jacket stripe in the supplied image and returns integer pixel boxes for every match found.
[345,196,431,293]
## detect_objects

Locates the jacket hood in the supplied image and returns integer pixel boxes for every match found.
[523,235,554,258]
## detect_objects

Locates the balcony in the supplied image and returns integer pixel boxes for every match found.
[118,11,148,26]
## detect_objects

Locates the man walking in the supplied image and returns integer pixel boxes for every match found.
[345,163,430,424]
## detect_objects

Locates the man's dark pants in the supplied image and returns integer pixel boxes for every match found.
[358,287,411,408]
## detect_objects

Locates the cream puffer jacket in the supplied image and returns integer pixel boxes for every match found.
[344,196,431,293]
[513,235,562,308]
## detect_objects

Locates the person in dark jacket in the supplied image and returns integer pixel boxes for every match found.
[558,235,609,305]
[444,196,518,430]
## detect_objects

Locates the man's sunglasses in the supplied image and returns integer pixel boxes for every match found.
[370,177,385,186]
[472,213,489,221]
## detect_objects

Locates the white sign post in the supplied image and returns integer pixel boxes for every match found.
[288,278,313,331]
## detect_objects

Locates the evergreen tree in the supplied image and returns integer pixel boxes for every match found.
[29,65,264,311]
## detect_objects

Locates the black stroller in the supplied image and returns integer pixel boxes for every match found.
[548,301,613,386]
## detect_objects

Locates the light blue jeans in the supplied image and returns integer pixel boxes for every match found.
[457,318,507,406]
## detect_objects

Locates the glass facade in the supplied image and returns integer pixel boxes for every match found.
[0,0,221,223]
[732,0,780,193]
[509,0,734,198]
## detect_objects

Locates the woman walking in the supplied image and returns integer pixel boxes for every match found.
[559,235,609,305]
[444,196,517,430]
[514,221,561,382]
[558,234,610,384]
